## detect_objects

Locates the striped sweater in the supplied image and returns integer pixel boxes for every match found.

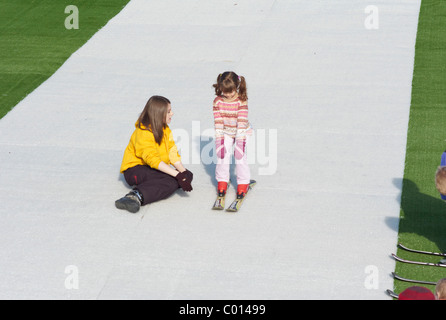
[213,96,250,140]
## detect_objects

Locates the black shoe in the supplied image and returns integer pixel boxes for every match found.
[115,191,141,213]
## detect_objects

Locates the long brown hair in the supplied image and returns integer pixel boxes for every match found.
[213,71,248,101]
[136,95,170,145]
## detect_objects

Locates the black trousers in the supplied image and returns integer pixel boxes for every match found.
[123,165,179,205]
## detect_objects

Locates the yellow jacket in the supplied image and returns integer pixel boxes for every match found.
[120,122,181,173]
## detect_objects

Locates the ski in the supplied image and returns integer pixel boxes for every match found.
[392,272,437,286]
[226,180,256,212]
[212,181,231,210]
[398,243,446,257]
[386,289,399,299]
[392,253,446,268]
[212,193,227,210]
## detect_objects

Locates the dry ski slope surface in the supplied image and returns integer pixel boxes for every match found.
[0,0,420,299]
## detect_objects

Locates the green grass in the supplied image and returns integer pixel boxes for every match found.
[395,0,446,296]
[0,0,130,119]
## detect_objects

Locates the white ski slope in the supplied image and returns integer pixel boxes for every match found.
[0,0,420,299]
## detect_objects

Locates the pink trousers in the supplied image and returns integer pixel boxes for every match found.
[215,134,250,185]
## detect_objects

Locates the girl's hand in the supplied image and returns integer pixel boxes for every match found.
[184,169,193,182]
[235,139,246,160]
[216,138,226,159]
[175,171,193,192]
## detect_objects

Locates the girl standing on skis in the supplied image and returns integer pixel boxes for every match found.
[212,71,253,198]
[115,95,193,213]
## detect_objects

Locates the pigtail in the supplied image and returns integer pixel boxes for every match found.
[213,73,223,97]
[237,75,248,102]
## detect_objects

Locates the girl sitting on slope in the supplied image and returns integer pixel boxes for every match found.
[115,95,193,213]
